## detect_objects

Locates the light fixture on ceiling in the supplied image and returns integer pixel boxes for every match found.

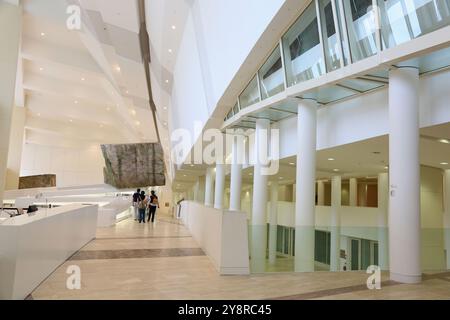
[74,100,78,104]
[39,67,44,71]
[163,106,167,110]
[130,109,136,116]
[171,25,176,30]
[135,121,141,126]
[115,65,121,72]
[289,162,295,165]
[279,177,284,180]
[441,162,449,165]
[126,90,129,94]
[69,119,73,123]
[439,138,450,144]
[328,158,335,161]
[168,49,173,53]
[81,77,85,81]
[165,79,170,84]
[37,113,41,117]
[384,166,389,170]
[106,107,111,111]
[40,32,45,37]
[333,169,340,172]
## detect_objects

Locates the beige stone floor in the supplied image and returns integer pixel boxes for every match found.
[31,215,450,300]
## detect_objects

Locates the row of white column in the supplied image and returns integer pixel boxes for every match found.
[198,66,450,281]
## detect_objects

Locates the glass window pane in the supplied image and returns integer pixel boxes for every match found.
[351,239,360,270]
[335,0,351,65]
[282,2,325,86]
[319,0,342,71]
[259,45,285,99]
[239,76,260,109]
[233,102,239,115]
[342,0,378,62]
[378,0,450,49]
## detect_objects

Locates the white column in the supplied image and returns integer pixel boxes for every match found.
[349,178,357,207]
[268,181,278,264]
[214,163,225,209]
[229,136,244,211]
[444,170,450,269]
[204,167,215,207]
[330,175,341,271]
[294,99,317,272]
[0,2,21,207]
[378,172,389,270]
[250,119,270,272]
[193,178,200,202]
[389,66,421,284]
[317,181,325,206]
[6,106,26,190]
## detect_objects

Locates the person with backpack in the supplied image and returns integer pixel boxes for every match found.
[137,190,147,223]
[147,190,159,223]
[132,188,141,221]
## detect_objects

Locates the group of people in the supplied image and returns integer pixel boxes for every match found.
[132,189,159,224]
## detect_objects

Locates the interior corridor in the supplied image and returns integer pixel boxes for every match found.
[30,215,450,300]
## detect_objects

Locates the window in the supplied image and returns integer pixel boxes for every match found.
[342,0,378,62]
[318,0,342,71]
[239,75,260,109]
[259,45,285,99]
[282,2,325,86]
[378,0,450,49]
[315,230,331,264]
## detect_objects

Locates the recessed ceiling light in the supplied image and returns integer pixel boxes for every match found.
[168,49,173,53]
[135,121,141,126]
[126,90,129,94]
[171,25,176,30]
[289,162,295,165]
[130,109,136,116]
[333,169,340,172]
[328,158,335,161]
[39,67,44,71]
[81,77,85,81]
[441,162,449,165]
[279,177,284,180]
[40,32,45,36]
[74,100,78,104]
[190,164,194,167]
[439,139,450,144]
[384,166,389,170]
[163,106,167,110]
[69,119,73,123]
[106,107,111,111]
[115,66,121,72]
[37,113,41,117]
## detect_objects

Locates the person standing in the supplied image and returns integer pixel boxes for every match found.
[147,190,159,223]
[138,190,147,223]
[132,188,141,221]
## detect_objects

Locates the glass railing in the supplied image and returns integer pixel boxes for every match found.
[225,0,450,124]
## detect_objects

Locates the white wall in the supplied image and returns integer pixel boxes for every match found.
[20,143,104,188]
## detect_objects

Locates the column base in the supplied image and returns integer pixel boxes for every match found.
[390,272,422,284]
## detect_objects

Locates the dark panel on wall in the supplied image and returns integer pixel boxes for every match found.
[19,174,57,189]
[101,143,165,189]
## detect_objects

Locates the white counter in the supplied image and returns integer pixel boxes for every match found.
[0,204,98,300]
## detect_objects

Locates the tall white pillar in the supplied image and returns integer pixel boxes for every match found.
[6,106,26,190]
[444,170,450,269]
[250,119,270,272]
[0,2,21,207]
[330,175,341,271]
[294,99,317,272]
[230,136,244,211]
[204,167,215,207]
[378,172,389,270]
[214,163,225,209]
[389,66,421,284]
[268,181,279,264]
[349,178,357,207]
[317,181,325,206]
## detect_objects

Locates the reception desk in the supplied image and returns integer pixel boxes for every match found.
[0,204,98,300]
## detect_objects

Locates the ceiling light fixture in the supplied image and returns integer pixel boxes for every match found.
[168,49,173,53]
[441,162,449,165]
[115,66,121,72]
[171,25,176,30]
[74,100,78,104]
[40,32,45,36]
[39,67,44,71]
[328,158,335,161]
[333,169,340,172]
[135,121,141,126]
[106,107,111,111]
[439,139,450,144]
[69,119,73,123]
[163,107,167,110]
[81,77,85,81]
[289,162,295,165]
[165,79,169,84]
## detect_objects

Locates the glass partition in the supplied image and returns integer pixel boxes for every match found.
[258,45,285,99]
[318,0,342,71]
[282,2,325,86]
[233,102,239,115]
[334,0,351,65]
[239,75,260,109]
[378,0,450,49]
[342,0,378,62]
